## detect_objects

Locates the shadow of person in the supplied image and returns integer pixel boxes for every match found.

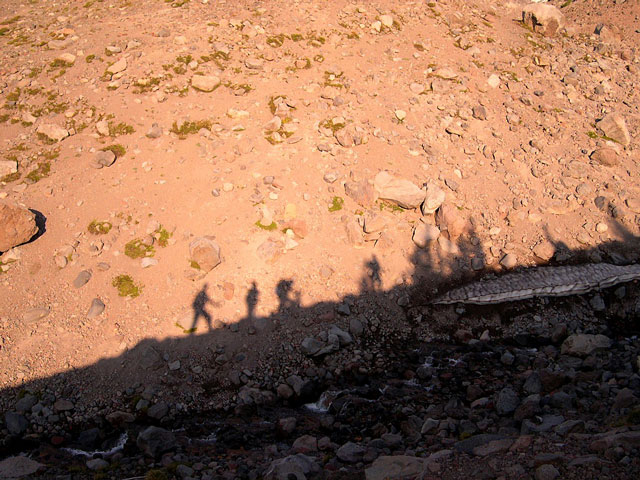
[276,279,301,317]
[246,281,259,321]
[190,283,213,332]
[361,255,382,293]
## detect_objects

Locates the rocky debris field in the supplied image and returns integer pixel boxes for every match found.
[1,0,640,478]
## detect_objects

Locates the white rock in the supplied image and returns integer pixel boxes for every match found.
[56,53,76,64]
[487,74,500,88]
[380,15,393,28]
[374,171,425,209]
[0,160,18,178]
[413,223,440,248]
[421,182,445,215]
[36,123,69,142]
[107,57,127,75]
[96,120,109,136]
[191,75,221,92]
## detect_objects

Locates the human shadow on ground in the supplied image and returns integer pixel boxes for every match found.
[1,217,640,454]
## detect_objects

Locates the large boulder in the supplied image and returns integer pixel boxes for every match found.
[522,3,564,37]
[0,201,39,252]
[374,171,424,209]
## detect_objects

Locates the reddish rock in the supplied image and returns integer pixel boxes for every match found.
[590,147,618,166]
[0,201,39,252]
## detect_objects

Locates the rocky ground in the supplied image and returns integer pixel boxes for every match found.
[1,0,640,478]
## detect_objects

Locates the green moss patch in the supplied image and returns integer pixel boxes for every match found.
[170,120,212,138]
[124,239,155,258]
[112,275,142,298]
[156,226,172,247]
[88,220,113,235]
[108,122,135,136]
[101,144,126,157]
[255,220,278,231]
[26,162,50,183]
[328,196,344,212]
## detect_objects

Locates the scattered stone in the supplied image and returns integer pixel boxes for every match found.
[5,412,28,435]
[146,123,162,139]
[421,183,445,215]
[301,337,324,356]
[336,442,366,463]
[487,74,500,89]
[345,180,377,207]
[107,58,127,75]
[96,120,109,136]
[245,58,263,70]
[522,3,564,37]
[472,105,487,120]
[0,201,38,252]
[56,53,76,65]
[413,223,440,248]
[535,464,560,480]
[365,456,426,480]
[590,147,618,166]
[87,298,105,318]
[189,237,221,272]
[92,150,116,168]
[374,171,424,209]
[73,270,92,288]
[435,204,465,240]
[141,257,158,268]
[496,387,519,415]
[36,123,69,142]
[0,159,18,178]
[147,402,169,420]
[500,253,518,269]
[0,456,44,478]
[533,242,555,261]
[596,113,631,146]
[264,454,318,480]
[561,334,612,357]
[136,426,176,458]
[22,307,50,323]
[191,75,221,92]
[256,238,284,263]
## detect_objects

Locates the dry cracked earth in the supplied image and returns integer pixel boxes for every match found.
[1,0,640,478]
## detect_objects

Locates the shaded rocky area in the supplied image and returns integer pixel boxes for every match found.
[1,279,640,479]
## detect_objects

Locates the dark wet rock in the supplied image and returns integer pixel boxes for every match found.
[336,441,367,463]
[136,426,176,458]
[264,454,319,480]
[5,412,28,435]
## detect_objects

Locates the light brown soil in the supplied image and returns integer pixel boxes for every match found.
[1,0,639,407]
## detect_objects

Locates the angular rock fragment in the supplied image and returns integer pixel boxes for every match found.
[189,237,222,272]
[374,171,424,209]
[0,201,39,252]
[522,3,564,37]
